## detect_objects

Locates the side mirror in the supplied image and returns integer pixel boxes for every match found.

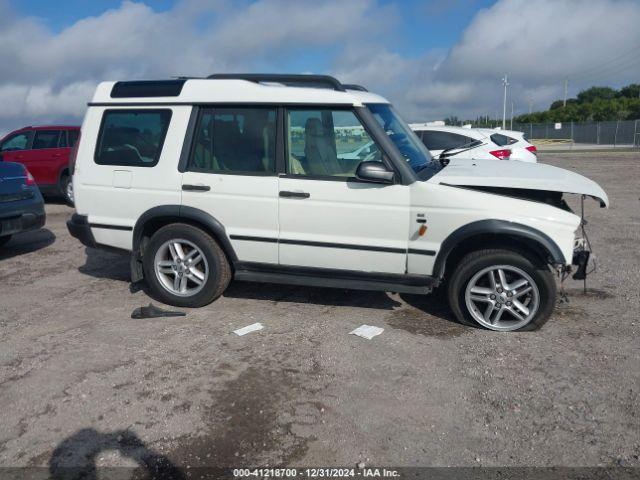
[355,161,395,184]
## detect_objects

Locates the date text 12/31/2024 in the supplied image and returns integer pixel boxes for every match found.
[233,468,401,478]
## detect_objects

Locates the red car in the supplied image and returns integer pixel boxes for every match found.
[0,125,80,204]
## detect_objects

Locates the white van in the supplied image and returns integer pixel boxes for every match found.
[67,74,608,331]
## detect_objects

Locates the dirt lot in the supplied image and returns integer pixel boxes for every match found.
[1,152,639,473]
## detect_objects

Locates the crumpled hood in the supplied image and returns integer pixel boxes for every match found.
[428,159,609,207]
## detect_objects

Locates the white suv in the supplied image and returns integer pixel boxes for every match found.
[67,74,608,332]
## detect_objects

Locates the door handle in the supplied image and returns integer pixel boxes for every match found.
[182,184,211,192]
[279,191,310,199]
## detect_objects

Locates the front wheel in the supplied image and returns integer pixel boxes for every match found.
[142,224,231,308]
[447,249,556,331]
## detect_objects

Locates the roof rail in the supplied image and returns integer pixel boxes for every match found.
[342,84,368,92]
[206,73,346,92]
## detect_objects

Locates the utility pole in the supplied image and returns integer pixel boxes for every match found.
[510,101,514,130]
[528,99,533,114]
[563,77,569,107]
[502,74,509,130]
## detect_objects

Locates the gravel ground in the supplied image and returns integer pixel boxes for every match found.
[0,152,639,473]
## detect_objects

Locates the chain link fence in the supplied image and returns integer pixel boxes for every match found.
[510,119,640,148]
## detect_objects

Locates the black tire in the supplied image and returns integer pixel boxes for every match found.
[0,235,12,247]
[142,223,231,308]
[447,248,556,332]
[60,174,74,206]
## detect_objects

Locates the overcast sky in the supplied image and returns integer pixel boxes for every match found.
[1,0,639,135]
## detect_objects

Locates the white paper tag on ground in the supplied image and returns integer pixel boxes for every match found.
[233,322,264,336]
[349,325,384,340]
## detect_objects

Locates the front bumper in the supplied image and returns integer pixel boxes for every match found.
[66,213,97,248]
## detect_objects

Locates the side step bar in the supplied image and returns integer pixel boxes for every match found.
[233,262,436,295]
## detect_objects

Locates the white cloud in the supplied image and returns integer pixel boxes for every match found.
[0,0,394,134]
[0,0,639,134]
[332,0,640,122]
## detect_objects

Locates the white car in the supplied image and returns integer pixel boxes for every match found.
[478,128,537,163]
[67,74,608,332]
[410,125,514,162]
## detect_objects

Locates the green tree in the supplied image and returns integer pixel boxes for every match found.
[576,86,617,104]
[618,84,640,99]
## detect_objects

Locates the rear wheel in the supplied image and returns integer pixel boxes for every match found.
[60,174,74,206]
[447,249,556,331]
[0,235,12,247]
[142,223,231,307]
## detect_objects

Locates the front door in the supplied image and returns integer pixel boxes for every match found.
[278,108,410,274]
[0,130,32,170]
[180,106,280,264]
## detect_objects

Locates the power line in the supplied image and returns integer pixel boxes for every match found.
[573,55,640,84]
[570,45,640,79]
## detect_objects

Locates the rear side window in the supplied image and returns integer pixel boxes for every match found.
[188,107,277,174]
[68,130,79,147]
[95,110,172,167]
[33,130,60,149]
[59,131,68,148]
[420,131,476,151]
[490,133,517,146]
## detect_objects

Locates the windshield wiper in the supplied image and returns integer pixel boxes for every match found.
[439,141,483,159]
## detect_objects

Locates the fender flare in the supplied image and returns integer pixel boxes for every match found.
[132,205,238,260]
[130,205,238,282]
[432,219,566,278]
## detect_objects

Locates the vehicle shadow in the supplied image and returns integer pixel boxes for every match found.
[224,280,403,310]
[78,247,130,282]
[43,196,68,205]
[48,428,185,479]
[400,289,461,325]
[0,228,55,261]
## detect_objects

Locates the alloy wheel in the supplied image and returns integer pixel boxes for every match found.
[153,239,209,297]
[464,264,540,331]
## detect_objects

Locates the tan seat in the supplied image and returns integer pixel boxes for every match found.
[304,118,342,175]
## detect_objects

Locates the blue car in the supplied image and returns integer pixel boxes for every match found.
[0,161,46,247]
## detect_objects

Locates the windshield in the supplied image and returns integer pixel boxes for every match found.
[367,103,440,179]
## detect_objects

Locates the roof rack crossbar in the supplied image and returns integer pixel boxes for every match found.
[342,84,368,92]
[206,73,346,92]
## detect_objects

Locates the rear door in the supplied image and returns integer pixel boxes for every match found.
[278,107,410,273]
[78,107,185,250]
[180,106,280,264]
[23,129,64,186]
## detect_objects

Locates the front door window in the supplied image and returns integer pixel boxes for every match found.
[286,109,382,178]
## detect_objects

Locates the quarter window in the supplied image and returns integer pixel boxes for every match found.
[32,130,60,150]
[286,109,382,177]
[420,131,477,151]
[95,110,171,167]
[189,107,276,174]
[0,132,30,152]
[490,133,517,146]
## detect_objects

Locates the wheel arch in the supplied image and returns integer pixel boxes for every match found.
[58,166,70,186]
[130,205,237,282]
[433,220,565,280]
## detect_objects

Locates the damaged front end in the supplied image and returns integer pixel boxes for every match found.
[565,195,597,290]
